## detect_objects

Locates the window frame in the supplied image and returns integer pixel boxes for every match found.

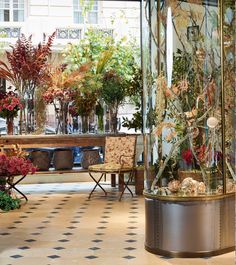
[0,0,25,22]
[73,0,99,25]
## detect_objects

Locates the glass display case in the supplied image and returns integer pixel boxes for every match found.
[142,0,235,257]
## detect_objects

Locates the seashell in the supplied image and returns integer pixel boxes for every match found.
[226,180,235,193]
[181,177,200,194]
[216,185,223,194]
[197,182,206,194]
[168,180,180,193]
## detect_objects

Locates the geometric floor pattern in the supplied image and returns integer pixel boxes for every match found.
[0,182,234,265]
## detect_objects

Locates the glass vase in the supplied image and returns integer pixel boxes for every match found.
[81,115,89,134]
[109,109,118,134]
[6,117,14,135]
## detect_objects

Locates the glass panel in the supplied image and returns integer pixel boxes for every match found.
[4,8,9,20]
[142,0,156,189]
[223,1,235,193]
[142,1,235,197]
[13,0,18,8]
[92,0,98,11]
[0,0,10,22]
[0,9,9,21]
[0,0,10,8]
[73,11,84,24]
[13,9,23,21]
[13,0,24,10]
[73,0,78,8]
[0,10,4,20]
[88,11,97,24]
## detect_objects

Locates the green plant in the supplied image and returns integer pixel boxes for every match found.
[63,29,114,73]
[63,29,140,132]
[122,66,143,131]
[154,156,179,182]
[101,70,126,133]
[0,191,21,212]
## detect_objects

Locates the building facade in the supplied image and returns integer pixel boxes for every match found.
[0,0,140,50]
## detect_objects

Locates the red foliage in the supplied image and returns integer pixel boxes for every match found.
[0,32,55,93]
[181,148,193,165]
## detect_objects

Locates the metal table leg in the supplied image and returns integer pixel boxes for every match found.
[6,175,28,201]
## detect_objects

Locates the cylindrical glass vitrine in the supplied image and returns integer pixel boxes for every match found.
[142,0,235,257]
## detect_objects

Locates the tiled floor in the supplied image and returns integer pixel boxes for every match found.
[0,182,235,265]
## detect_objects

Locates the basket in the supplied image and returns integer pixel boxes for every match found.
[81,149,101,169]
[31,150,51,171]
[53,149,74,170]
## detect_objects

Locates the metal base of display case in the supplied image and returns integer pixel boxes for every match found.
[144,193,235,258]
[145,245,235,258]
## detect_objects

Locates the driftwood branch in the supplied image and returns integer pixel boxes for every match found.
[151,134,188,191]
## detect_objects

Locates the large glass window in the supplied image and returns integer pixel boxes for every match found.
[0,0,24,22]
[73,0,98,24]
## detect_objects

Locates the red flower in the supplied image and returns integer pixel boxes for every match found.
[0,91,22,119]
[181,148,193,165]
[0,154,37,176]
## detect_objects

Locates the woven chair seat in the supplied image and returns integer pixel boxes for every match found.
[89,163,132,173]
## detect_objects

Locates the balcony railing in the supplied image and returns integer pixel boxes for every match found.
[0,27,21,38]
[96,28,114,37]
[56,28,82,40]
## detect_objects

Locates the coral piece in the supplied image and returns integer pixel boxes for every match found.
[168,180,180,193]
[180,177,199,194]
[197,182,206,194]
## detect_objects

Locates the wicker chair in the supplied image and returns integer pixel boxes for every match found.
[88,135,137,201]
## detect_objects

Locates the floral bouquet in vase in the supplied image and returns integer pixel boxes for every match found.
[0,91,23,134]
[0,149,37,192]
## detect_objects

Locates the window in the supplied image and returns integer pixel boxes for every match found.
[73,0,98,24]
[0,0,24,22]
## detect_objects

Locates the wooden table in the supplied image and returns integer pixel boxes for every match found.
[0,134,109,148]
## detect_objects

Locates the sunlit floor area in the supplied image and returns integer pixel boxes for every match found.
[0,182,234,265]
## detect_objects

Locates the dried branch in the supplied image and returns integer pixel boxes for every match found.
[151,134,189,191]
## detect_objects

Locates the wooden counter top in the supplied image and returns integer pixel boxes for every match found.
[0,134,114,148]
[0,133,138,148]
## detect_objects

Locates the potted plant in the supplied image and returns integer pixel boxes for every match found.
[0,147,36,211]
[0,191,21,212]
[43,64,88,134]
[71,70,102,133]
[0,90,23,134]
[101,70,126,133]
[63,29,140,134]
[0,33,55,133]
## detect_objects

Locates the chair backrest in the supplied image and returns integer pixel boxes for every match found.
[104,136,137,167]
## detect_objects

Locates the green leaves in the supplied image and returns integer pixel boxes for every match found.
[0,191,21,212]
[101,70,126,108]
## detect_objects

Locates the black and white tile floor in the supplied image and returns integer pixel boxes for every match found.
[0,182,234,265]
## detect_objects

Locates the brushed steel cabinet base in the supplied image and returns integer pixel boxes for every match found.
[145,245,235,258]
[145,194,235,258]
